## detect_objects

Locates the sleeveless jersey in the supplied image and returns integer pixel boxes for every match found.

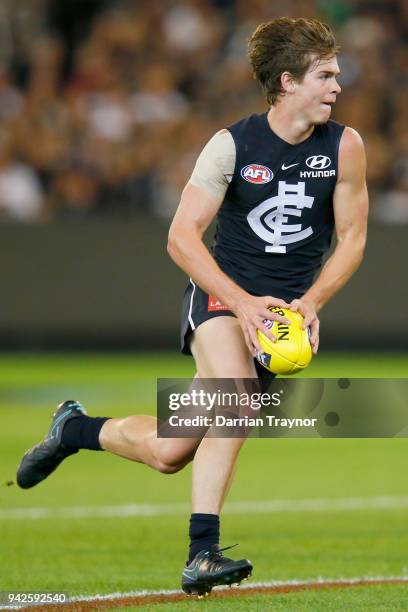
[212,112,345,301]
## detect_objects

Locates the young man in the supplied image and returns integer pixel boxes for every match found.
[16,17,368,597]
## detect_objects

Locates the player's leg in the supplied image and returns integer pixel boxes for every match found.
[99,377,210,473]
[190,317,255,515]
[16,396,205,488]
[182,316,255,595]
[16,374,212,488]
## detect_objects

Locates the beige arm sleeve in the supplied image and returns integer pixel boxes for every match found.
[188,129,236,199]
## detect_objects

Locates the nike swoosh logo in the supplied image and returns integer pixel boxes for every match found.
[182,554,209,579]
[281,162,299,170]
[182,564,200,579]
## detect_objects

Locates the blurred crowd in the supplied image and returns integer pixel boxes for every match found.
[0,0,406,223]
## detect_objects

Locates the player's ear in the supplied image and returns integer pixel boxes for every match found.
[281,71,296,94]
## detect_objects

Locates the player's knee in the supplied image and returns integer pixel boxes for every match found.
[154,448,194,473]
[155,459,184,475]
[149,440,193,474]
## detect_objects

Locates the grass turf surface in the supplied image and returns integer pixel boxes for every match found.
[119,584,408,611]
[1,352,407,609]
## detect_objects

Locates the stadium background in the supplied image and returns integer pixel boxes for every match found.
[1,1,408,610]
[0,0,406,349]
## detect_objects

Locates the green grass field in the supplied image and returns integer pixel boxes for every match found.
[1,352,408,610]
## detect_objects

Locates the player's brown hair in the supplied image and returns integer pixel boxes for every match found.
[248,17,340,105]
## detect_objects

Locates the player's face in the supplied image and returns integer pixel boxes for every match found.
[294,56,341,124]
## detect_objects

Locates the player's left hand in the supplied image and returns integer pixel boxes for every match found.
[289,298,319,354]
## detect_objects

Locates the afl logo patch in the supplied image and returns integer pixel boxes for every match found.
[241,164,273,184]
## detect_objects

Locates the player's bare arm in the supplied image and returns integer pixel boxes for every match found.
[168,142,290,355]
[291,127,369,353]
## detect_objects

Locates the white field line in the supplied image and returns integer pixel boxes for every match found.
[0,576,408,609]
[1,495,408,520]
[68,575,408,600]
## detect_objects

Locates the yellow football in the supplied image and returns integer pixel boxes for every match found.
[256,306,312,375]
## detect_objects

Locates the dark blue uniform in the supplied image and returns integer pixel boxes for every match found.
[181,112,345,359]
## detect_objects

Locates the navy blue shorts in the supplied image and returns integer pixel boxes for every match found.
[180,280,276,391]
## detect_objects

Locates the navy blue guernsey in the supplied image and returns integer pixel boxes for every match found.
[212,112,345,301]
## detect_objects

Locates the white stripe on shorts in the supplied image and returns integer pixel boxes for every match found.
[188,278,197,330]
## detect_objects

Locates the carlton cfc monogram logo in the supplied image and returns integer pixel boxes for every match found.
[247,181,314,253]
[241,164,273,184]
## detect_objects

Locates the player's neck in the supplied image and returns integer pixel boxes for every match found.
[266,106,315,145]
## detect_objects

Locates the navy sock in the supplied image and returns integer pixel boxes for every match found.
[188,513,220,563]
[61,415,110,451]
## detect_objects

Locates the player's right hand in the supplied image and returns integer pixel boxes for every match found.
[232,295,291,356]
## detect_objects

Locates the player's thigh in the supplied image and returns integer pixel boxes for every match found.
[153,318,255,468]
[190,316,256,378]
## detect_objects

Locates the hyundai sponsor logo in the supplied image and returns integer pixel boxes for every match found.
[306,155,331,170]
